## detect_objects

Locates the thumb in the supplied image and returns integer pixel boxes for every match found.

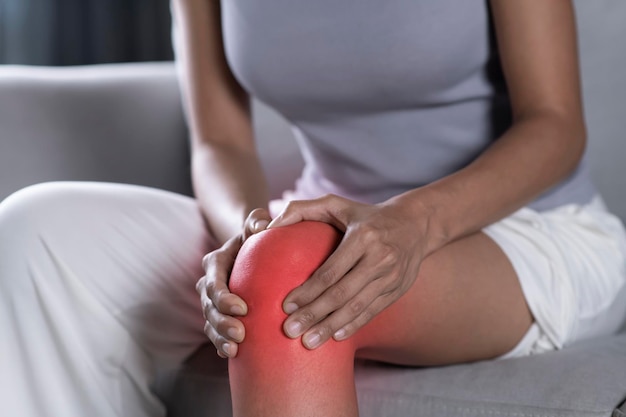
[243,208,272,240]
[267,195,348,230]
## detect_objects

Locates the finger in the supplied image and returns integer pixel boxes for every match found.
[203,239,248,315]
[204,321,239,358]
[282,259,380,340]
[207,302,246,343]
[304,281,394,349]
[195,275,206,296]
[332,291,397,342]
[210,285,248,316]
[267,195,352,230]
[243,208,272,240]
[200,292,212,321]
[282,228,364,314]
[202,235,241,273]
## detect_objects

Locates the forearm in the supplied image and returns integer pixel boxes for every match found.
[393,111,586,256]
[171,0,269,244]
[192,143,269,245]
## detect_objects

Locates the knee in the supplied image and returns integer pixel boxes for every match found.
[0,182,81,243]
[229,221,351,360]
[0,182,87,290]
[229,221,342,350]
[228,221,358,409]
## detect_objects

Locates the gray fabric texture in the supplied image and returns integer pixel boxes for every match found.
[0,63,192,199]
[155,335,626,417]
[0,63,301,202]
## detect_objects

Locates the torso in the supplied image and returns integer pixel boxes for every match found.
[221,0,595,210]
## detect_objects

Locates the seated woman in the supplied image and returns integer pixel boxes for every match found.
[1,0,625,416]
[193,0,626,415]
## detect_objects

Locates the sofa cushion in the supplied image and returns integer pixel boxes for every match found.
[154,333,626,417]
[0,63,194,200]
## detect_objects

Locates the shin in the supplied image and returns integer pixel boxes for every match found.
[228,222,358,417]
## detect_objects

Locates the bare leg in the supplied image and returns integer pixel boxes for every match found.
[228,222,532,416]
[354,231,533,366]
[228,222,358,417]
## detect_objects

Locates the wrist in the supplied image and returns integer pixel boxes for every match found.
[382,188,451,258]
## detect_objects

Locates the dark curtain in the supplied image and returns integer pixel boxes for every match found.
[0,0,173,65]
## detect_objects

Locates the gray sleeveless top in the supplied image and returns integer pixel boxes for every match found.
[221,0,596,211]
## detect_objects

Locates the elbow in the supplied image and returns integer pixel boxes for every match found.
[561,111,587,174]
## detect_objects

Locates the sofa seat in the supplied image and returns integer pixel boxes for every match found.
[154,335,626,417]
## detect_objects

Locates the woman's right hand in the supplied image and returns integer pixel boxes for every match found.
[196,208,272,358]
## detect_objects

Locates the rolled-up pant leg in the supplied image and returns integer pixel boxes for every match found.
[0,182,214,417]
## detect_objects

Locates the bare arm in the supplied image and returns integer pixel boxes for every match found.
[268,0,587,348]
[409,0,586,253]
[171,0,269,244]
[172,0,273,359]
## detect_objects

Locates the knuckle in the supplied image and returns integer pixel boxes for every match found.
[203,321,214,340]
[316,323,333,339]
[213,293,232,314]
[363,229,378,243]
[195,276,205,294]
[385,272,403,291]
[380,248,399,266]
[348,298,365,315]
[214,246,231,263]
[283,200,300,213]
[202,253,212,271]
[205,279,218,297]
[214,316,230,336]
[298,309,317,327]
[317,268,338,286]
[355,224,377,243]
[359,309,374,325]
[202,299,213,319]
[328,283,349,305]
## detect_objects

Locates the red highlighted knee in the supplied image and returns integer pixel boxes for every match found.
[228,221,357,416]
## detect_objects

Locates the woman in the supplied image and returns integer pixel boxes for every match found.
[1,0,624,416]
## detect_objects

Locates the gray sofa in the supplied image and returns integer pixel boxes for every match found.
[1,1,626,416]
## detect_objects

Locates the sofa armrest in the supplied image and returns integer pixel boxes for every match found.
[0,62,193,200]
[0,62,303,202]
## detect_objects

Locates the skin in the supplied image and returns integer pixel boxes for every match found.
[228,222,359,417]
[228,221,531,417]
[175,0,586,414]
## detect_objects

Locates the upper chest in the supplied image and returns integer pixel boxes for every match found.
[221,0,494,115]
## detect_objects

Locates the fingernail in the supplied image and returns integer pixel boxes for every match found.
[222,343,232,357]
[285,321,302,337]
[284,302,298,314]
[334,328,347,340]
[231,304,245,315]
[227,327,241,341]
[304,332,321,349]
[253,219,269,232]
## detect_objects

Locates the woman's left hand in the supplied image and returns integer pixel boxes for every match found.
[267,193,433,349]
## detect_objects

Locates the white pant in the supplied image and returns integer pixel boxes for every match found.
[0,182,215,417]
